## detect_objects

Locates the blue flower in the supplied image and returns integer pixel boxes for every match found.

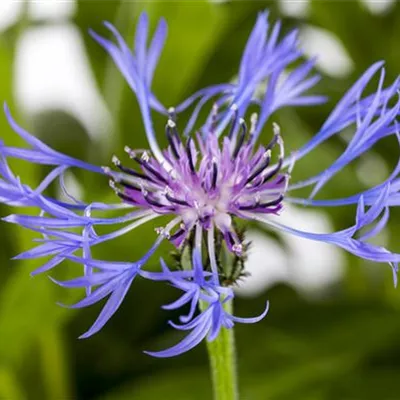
[1,11,400,357]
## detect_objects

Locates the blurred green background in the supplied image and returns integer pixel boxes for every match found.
[1,0,400,399]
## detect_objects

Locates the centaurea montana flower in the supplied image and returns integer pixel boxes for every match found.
[2,11,400,357]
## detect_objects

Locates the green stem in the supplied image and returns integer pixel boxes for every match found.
[201,299,238,400]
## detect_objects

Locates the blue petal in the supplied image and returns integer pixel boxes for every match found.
[31,251,72,276]
[287,62,385,166]
[4,104,103,174]
[66,273,128,309]
[49,272,116,288]
[134,12,149,78]
[12,242,68,260]
[207,303,223,342]
[146,18,167,85]
[229,301,270,324]
[162,289,196,311]
[145,312,212,358]
[91,14,168,163]
[79,277,135,338]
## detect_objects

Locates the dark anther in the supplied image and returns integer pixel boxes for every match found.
[169,227,186,242]
[133,157,169,185]
[265,132,279,152]
[260,158,283,185]
[274,175,287,185]
[165,192,190,206]
[143,192,168,209]
[118,180,141,192]
[115,164,154,182]
[116,191,139,205]
[258,194,284,208]
[186,137,196,174]
[245,153,271,185]
[211,161,218,189]
[232,119,247,159]
[166,122,180,159]
[238,194,283,210]
[228,105,239,139]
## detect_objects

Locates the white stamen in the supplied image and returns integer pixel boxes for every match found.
[111,155,120,165]
[141,151,150,162]
[277,135,285,159]
[263,149,271,159]
[250,113,258,134]
[272,122,281,136]
[109,180,117,190]
[124,145,135,158]
[155,226,171,239]
[167,119,176,128]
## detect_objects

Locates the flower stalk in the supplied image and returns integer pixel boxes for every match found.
[201,299,238,400]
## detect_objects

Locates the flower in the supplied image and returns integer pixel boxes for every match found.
[1,11,400,357]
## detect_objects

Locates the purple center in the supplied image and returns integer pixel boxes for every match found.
[104,114,288,255]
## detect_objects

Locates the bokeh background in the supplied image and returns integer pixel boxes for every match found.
[1,0,400,399]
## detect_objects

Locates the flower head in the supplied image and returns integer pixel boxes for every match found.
[106,112,287,256]
[1,11,400,357]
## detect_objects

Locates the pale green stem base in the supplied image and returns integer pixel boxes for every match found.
[201,299,238,400]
